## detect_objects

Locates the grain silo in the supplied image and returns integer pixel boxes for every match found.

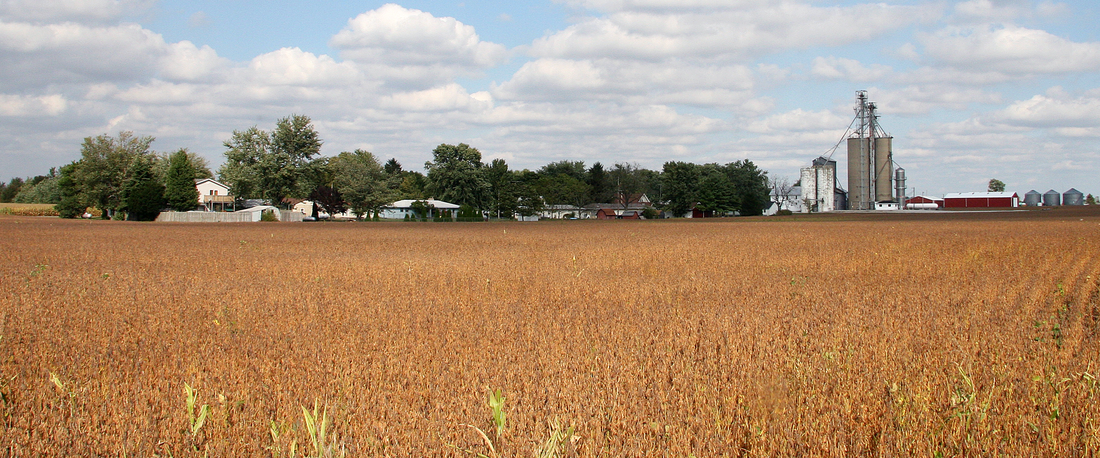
[1023,190,1042,206]
[1063,188,1084,206]
[1043,189,1061,206]
[846,91,896,210]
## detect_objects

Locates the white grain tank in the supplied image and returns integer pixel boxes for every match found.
[1023,190,1042,206]
[1063,188,1084,206]
[1043,189,1061,206]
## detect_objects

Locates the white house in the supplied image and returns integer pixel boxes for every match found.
[380,199,461,219]
[195,179,234,211]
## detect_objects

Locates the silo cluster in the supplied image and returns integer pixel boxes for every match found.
[1032,189,1087,206]
[846,91,901,210]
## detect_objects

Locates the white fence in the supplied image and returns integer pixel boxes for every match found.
[156,210,303,223]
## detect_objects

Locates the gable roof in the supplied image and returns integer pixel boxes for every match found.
[195,178,230,190]
[944,192,1018,199]
[385,198,461,209]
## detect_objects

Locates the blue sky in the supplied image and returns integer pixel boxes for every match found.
[2,0,1099,197]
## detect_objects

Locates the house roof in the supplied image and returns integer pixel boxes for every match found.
[944,192,1018,199]
[385,199,461,209]
[195,178,230,189]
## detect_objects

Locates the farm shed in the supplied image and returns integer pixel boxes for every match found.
[943,192,1019,208]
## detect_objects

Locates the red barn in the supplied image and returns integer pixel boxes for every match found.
[943,192,1019,208]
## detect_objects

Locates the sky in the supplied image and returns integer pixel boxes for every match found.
[1,0,1098,197]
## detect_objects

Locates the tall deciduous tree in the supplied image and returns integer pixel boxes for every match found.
[661,161,700,217]
[217,115,322,208]
[164,149,200,211]
[330,150,393,219]
[609,162,650,210]
[988,179,1006,192]
[424,143,489,210]
[724,159,770,216]
[74,131,155,219]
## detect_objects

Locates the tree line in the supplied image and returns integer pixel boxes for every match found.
[10,114,772,220]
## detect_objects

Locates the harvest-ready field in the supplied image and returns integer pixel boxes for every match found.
[2,210,1099,457]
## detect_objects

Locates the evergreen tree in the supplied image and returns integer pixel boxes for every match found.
[55,162,85,219]
[164,149,200,211]
[121,157,165,221]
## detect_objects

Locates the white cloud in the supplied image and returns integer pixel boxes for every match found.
[0,94,67,116]
[159,41,229,82]
[380,84,493,112]
[871,85,1003,115]
[188,11,210,29]
[330,4,506,68]
[921,25,1100,74]
[810,57,892,82]
[0,0,152,24]
[493,58,755,107]
[245,48,361,87]
[746,109,849,134]
[530,2,932,61]
[992,87,1100,128]
[0,21,165,88]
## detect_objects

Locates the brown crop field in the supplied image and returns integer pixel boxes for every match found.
[2,209,1100,457]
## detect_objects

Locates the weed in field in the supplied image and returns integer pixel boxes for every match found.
[184,382,210,450]
[302,400,344,458]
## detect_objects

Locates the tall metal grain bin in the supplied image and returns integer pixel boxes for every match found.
[1024,190,1042,206]
[874,137,893,203]
[1043,189,1061,206]
[847,137,870,210]
[1063,188,1084,206]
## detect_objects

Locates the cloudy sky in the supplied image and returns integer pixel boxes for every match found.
[1,0,1097,196]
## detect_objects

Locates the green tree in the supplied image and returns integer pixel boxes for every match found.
[55,163,85,218]
[424,143,489,209]
[988,178,1006,192]
[586,162,613,203]
[163,149,200,211]
[539,161,587,183]
[661,161,700,217]
[13,171,61,204]
[696,164,738,215]
[217,115,322,208]
[74,131,155,219]
[121,156,165,221]
[724,160,770,216]
[484,159,517,219]
[330,150,393,219]
[1,177,24,202]
[609,162,651,210]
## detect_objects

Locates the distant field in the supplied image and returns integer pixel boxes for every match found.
[0,203,57,217]
[1,212,1098,456]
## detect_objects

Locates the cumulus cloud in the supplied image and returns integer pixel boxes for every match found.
[811,57,892,82]
[0,21,165,89]
[530,1,931,61]
[0,94,67,116]
[992,87,1100,129]
[746,109,849,134]
[493,58,756,107]
[330,4,506,69]
[0,0,153,24]
[921,25,1100,74]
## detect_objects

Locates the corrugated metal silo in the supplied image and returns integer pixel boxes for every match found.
[874,137,893,202]
[1043,189,1061,206]
[847,137,870,210]
[1024,190,1042,206]
[1063,188,1084,206]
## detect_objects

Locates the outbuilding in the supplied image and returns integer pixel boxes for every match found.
[943,192,1019,208]
[905,195,943,209]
